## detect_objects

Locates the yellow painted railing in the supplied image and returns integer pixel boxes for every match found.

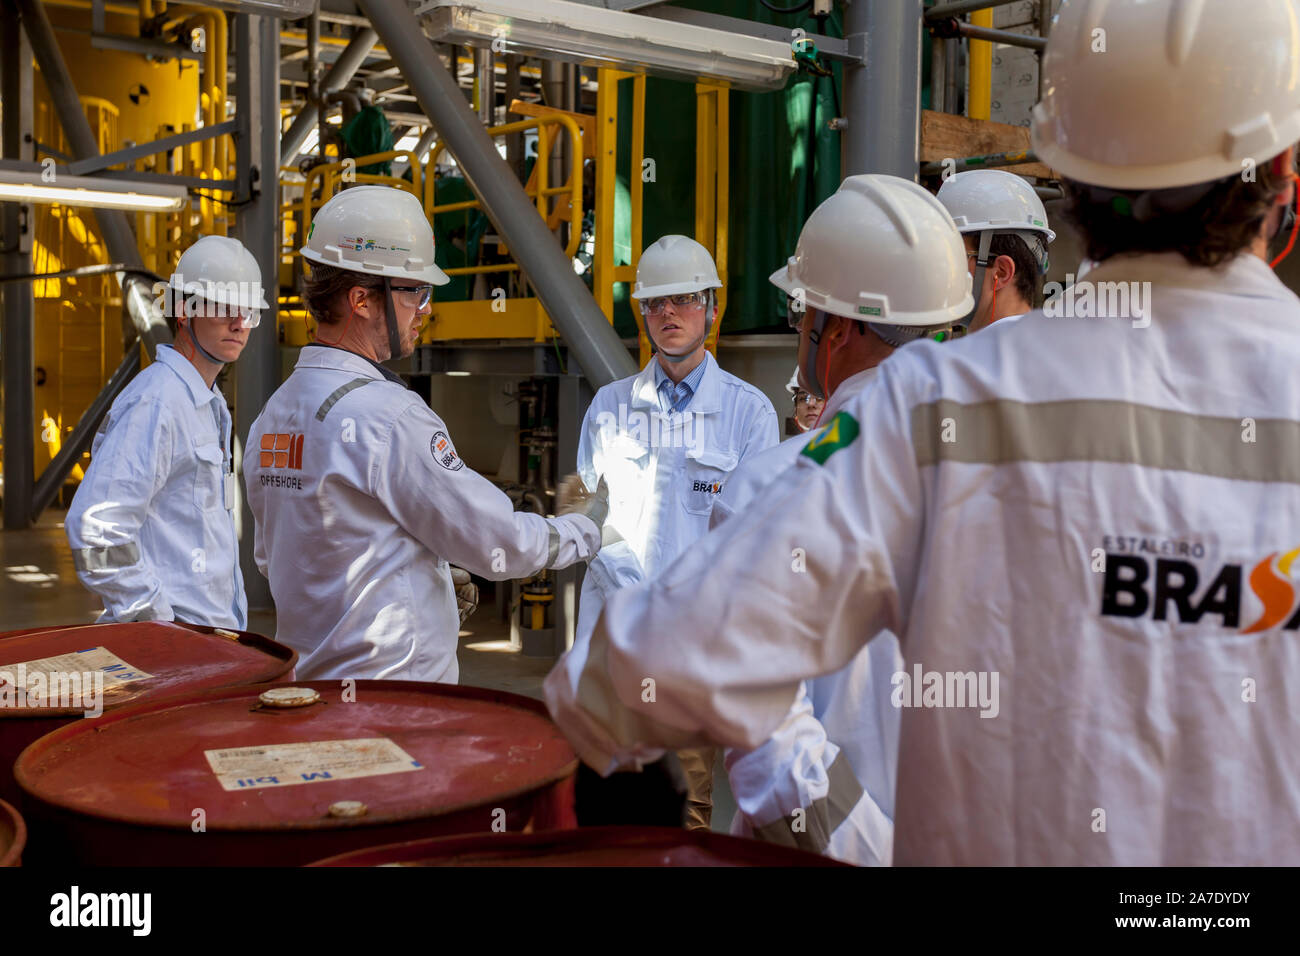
[424,114,585,275]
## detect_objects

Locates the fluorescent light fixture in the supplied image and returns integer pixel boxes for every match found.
[196,0,315,17]
[418,0,795,92]
[0,169,187,212]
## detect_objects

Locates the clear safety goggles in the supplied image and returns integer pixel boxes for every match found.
[792,391,823,407]
[184,300,261,329]
[640,291,708,316]
[390,282,434,310]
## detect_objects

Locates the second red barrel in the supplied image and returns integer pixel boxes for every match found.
[0,621,296,809]
[0,798,25,866]
[15,680,579,867]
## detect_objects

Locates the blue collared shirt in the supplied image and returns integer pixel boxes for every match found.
[653,357,708,413]
[65,344,247,628]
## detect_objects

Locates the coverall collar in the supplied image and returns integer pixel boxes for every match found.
[823,366,880,419]
[631,350,722,413]
[154,344,221,409]
[298,342,406,385]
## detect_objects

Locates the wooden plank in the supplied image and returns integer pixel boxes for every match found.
[920,109,1055,179]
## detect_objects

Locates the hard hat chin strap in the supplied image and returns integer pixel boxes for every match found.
[179,314,226,368]
[959,230,995,329]
[800,309,831,401]
[383,277,404,361]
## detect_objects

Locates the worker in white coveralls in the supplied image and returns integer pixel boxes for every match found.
[576,234,779,829]
[67,236,268,628]
[937,168,1055,330]
[717,172,1054,865]
[713,174,974,865]
[245,185,606,683]
[786,366,824,433]
[546,0,1300,865]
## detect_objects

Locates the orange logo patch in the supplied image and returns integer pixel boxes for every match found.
[260,432,304,470]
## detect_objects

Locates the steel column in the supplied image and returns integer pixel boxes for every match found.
[2,0,35,530]
[15,0,170,355]
[844,0,924,179]
[233,13,281,610]
[281,26,377,164]
[358,0,636,388]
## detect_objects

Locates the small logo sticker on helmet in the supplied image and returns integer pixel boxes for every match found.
[430,431,463,471]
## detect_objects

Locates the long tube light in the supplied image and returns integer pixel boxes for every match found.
[417,0,796,92]
[0,169,187,212]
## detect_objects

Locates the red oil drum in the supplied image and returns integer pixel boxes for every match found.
[307,826,850,867]
[0,621,296,809]
[15,680,579,867]
[0,799,25,866]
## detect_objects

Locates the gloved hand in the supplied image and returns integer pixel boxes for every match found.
[556,473,609,529]
[450,566,479,626]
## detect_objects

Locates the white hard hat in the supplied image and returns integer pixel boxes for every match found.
[770,174,974,327]
[168,235,269,328]
[937,169,1055,242]
[631,235,722,299]
[785,365,801,395]
[1031,0,1300,191]
[301,184,450,285]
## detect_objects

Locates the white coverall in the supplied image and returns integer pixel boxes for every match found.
[66,344,246,628]
[245,344,601,682]
[575,351,778,637]
[545,251,1300,865]
[711,367,899,866]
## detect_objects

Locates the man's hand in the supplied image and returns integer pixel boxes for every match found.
[450,566,479,625]
[557,473,609,529]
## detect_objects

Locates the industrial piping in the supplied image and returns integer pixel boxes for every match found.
[16,0,171,355]
[355,0,637,389]
[281,26,378,164]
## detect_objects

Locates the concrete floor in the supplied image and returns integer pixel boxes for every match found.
[0,509,737,832]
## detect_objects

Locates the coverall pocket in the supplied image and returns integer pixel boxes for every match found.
[682,447,738,516]
[192,438,226,512]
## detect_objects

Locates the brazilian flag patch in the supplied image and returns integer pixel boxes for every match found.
[801,411,860,465]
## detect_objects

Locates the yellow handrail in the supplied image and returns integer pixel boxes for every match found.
[425,114,583,276]
[298,150,423,245]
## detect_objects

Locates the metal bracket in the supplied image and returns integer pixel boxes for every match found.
[66,120,239,176]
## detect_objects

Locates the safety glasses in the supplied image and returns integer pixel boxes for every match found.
[390,283,434,310]
[640,291,707,316]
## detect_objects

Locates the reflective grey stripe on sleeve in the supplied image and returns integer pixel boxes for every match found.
[750,751,866,855]
[546,525,560,567]
[912,398,1300,483]
[315,377,375,421]
[71,541,142,573]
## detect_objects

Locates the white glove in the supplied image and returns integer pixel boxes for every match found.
[450,566,479,626]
